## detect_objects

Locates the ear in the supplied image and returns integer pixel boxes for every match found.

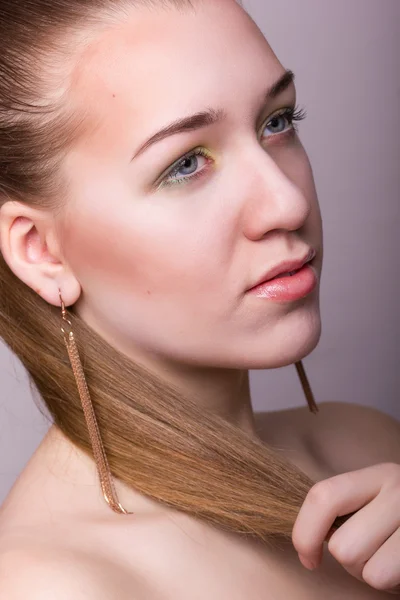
[0,200,80,308]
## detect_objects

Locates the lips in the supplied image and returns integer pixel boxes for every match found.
[248,248,316,290]
[269,269,299,279]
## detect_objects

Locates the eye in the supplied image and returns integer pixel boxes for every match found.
[156,105,307,191]
[262,105,307,138]
[157,147,213,190]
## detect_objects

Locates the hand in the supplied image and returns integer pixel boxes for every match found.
[292,462,400,594]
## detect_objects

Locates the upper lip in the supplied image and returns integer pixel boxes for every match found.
[247,248,316,290]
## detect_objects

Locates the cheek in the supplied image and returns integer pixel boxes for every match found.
[61,199,224,299]
[281,140,316,195]
[282,143,322,223]
[295,145,319,204]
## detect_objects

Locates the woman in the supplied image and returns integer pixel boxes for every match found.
[0,0,399,597]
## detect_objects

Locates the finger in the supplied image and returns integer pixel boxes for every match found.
[292,465,385,566]
[326,490,400,581]
[361,526,400,592]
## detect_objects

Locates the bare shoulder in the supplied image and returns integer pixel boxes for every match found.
[0,548,104,599]
[0,544,142,600]
[256,401,400,478]
[0,547,93,599]
[309,401,400,474]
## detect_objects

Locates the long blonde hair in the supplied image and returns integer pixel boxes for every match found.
[0,0,344,547]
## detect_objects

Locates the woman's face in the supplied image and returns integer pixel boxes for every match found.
[58,0,323,371]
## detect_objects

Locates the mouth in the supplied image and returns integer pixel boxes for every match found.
[248,248,317,290]
[246,252,318,301]
[269,255,316,280]
[268,268,300,280]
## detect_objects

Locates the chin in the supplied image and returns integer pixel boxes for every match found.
[232,305,322,370]
[267,329,322,369]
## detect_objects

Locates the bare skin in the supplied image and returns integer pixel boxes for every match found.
[1,0,398,597]
[0,0,324,439]
[1,401,398,599]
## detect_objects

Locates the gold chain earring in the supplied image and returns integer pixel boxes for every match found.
[295,361,319,414]
[58,289,317,513]
[59,289,133,515]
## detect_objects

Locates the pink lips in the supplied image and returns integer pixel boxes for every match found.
[248,249,316,291]
[247,256,318,302]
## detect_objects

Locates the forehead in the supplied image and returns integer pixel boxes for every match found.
[68,0,281,151]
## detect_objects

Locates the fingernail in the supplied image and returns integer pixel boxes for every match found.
[298,554,317,570]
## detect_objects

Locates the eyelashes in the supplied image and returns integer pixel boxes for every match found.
[272,105,307,134]
[157,104,307,190]
[158,147,213,189]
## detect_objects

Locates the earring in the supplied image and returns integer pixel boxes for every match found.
[58,289,317,514]
[59,289,132,515]
[295,361,319,414]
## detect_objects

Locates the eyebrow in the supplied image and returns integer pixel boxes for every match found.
[131,69,295,161]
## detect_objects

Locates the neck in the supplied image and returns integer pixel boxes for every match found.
[137,355,259,438]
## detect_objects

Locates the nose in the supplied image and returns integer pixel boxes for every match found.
[241,147,312,241]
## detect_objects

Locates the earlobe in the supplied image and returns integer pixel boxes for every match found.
[0,200,81,308]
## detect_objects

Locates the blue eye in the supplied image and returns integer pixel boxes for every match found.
[157,105,307,190]
[264,114,290,136]
[262,105,307,138]
[158,147,213,190]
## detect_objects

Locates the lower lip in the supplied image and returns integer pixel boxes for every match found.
[247,262,318,302]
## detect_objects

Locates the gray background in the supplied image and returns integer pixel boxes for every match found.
[1,0,399,505]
